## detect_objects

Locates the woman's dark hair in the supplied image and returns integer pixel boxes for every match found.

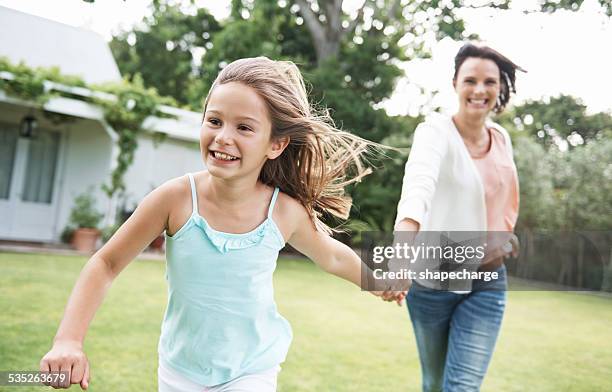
[453,43,526,113]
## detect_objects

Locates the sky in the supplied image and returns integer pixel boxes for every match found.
[0,0,610,115]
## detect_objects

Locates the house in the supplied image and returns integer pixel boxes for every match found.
[0,6,203,243]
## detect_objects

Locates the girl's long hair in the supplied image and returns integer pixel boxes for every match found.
[203,57,380,234]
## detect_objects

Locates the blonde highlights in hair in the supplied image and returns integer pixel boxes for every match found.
[203,57,379,234]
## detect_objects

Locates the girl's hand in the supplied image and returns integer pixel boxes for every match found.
[371,290,407,306]
[40,340,90,390]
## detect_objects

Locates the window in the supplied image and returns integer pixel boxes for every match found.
[21,130,60,204]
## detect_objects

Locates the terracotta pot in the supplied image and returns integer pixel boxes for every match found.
[71,228,100,253]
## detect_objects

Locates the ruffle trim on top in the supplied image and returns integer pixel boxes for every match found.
[192,214,283,253]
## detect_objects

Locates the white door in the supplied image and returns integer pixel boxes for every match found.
[0,123,63,242]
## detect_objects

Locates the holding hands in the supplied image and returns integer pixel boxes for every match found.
[372,289,408,306]
[371,277,411,306]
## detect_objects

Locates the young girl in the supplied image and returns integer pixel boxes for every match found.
[40,57,404,391]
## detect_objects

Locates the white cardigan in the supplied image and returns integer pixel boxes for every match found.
[394,113,515,232]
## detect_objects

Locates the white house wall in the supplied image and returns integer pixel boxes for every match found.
[0,102,113,242]
[56,118,113,238]
[0,96,203,242]
[0,6,121,84]
[121,133,203,212]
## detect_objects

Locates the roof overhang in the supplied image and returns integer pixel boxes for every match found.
[0,71,201,143]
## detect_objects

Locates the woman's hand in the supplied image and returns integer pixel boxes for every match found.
[40,340,90,389]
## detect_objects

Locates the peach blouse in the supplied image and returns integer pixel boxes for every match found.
[471,128,520,231]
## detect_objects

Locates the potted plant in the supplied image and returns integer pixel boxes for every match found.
[68,190,104,253]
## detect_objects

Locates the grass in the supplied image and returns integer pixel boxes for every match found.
[1,252,611,391]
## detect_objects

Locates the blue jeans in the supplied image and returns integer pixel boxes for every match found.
[406,266,507,392]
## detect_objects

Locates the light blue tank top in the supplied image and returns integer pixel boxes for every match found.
[158,173,293,386]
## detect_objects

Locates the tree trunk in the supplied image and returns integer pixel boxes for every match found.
[294,0,341,64]
[293,0,364,65]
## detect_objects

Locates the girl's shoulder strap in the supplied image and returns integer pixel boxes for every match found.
[267,187,280,218]
[186,173,198,215]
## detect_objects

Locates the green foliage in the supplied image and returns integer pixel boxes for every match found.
[110,1,221,106]
[540,0,612,16]
[0,57,86,104]
[511,135,558,230]
[94,75,175,197]
[346,114,420,237]
[550,138,612,230]
[0,58,47,103]
[69,190,104,229]
[498,95,612,150]
[502,114,611,232]
[192,17,284,108]
[60,226,75,244]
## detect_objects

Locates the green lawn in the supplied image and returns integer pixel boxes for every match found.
[1,252,611,391]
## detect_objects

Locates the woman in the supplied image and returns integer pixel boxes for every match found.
[395,43,524,391]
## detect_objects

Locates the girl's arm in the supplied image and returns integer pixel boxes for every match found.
[39,180,181,389]
[285,199,404,304]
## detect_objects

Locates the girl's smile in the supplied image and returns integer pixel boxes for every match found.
[200,82,274,179]
[209,149,240,162]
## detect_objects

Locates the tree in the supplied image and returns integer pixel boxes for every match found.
[110,0,221,106]
[540,0,611,16]
[552,137,612,230]
[103,0,612,103]
[509,135,558,278]
[190,0,310,108]
[512,136,558,231]
[497,95,612,150]
[548,138,612,287]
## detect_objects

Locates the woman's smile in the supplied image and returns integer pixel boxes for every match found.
[466,98,490,109]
